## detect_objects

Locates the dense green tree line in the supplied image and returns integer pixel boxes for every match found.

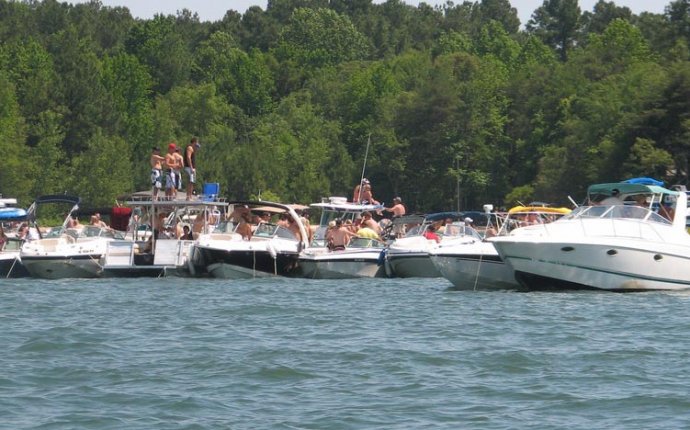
[0,0,689,212]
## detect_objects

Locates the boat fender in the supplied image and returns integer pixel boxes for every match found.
[377,248,387,267]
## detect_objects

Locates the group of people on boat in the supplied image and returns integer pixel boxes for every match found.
[150,137,200,201]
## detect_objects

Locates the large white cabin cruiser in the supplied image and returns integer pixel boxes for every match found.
[297,197,386,279]
[491,182,690,291]
[20,195,126,279]
[191,201,309,278]
[430,206,569,290]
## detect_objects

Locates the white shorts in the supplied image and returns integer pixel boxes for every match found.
[151,169,162,189]
[185,167,196,184]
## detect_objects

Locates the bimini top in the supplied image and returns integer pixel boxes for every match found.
[587,182,679,197]
[508,206,571,215]
[33,195,81,205]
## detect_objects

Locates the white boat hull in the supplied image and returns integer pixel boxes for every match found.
[207,261,276,279]
[298,249,385,279]
[430,241,517,290]
[21,255,103,279]
[495,238,690,291]
[386,253,440,278]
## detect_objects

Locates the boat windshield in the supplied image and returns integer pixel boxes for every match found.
[348,237,384,249]
[563,205,671,225]
[253,223,298,241]
[440,223,483,240]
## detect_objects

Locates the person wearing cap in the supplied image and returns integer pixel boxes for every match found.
[184,137,200,201]
[150,147,165,201]
[384,197,406,217]
[164,142,181,199]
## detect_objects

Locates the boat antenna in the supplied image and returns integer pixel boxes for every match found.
[567,195,579,208]
[358,133,372,204]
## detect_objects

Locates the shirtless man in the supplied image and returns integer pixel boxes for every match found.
[173,147,185,191]
[184,137,200,201]
[384,197,406,217]
[326,218,357,251]
[150,147,165,201]
[164,142,180,199]
[361,211,381,235]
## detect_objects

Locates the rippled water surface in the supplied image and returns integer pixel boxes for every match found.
[1,277,690,429]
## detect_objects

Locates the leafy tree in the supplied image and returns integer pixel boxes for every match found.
[581,0,632,36]
[0,71,32,202]
[527,0,582,61]
[195,32,275,115]
[276,7,370,69]
[68,129,134,207]
[473,0,521,35]
[125,15,193,93]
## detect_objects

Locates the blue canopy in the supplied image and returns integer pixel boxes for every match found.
[623,177,664,187]
[0,207,27,221]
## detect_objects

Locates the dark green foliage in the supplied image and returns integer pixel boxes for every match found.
[0,0,688,214]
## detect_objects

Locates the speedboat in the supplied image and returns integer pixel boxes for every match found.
[430,206,570,290]
[20,195,128,278]
[191,201,308,278]
[296,196,387,278]
[101,191,228,277]
[491,182,690,291]
[385,211,495,278]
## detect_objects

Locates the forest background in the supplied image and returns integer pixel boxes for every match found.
[0,0,689,212]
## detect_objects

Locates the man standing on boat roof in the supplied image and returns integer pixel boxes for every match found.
[184,137,200,201]
[173,146,184,191]
[150,147,165,201]
[164,142,181,199]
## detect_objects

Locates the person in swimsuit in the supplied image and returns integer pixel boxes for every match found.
[150,147,165,201]
[184,137,200,201]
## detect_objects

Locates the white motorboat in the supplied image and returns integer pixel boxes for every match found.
[491,182,690,291]
[101,192,228,278]
[191,201,308,278]
[296,197,386,278]
[19,195,128,279]
[430,206,570,290]
[386,211,496,278]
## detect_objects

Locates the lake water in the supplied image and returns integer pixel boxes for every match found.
[2,277,690,429]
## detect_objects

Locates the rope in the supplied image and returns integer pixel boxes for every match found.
[6,257,18,278]
[473,242,483,291]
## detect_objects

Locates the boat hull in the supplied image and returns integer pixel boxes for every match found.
[0,254,29,278]
[195,245,300,279]
[297,248,386,279]
[298,258,385,279]
[386,253,441,278]
[431,253,517,290]
[21,254,103,279]
[495,239,690,292]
